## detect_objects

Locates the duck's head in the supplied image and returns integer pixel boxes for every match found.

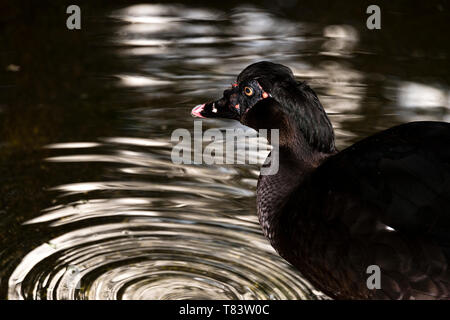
[192,61,336,154]
[191,61,289,124]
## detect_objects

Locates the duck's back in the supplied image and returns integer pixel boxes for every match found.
[277,121,450,299]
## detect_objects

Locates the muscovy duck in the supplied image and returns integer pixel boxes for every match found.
[191,61,450,300]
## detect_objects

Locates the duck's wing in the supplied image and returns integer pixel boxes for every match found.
[300,121,450,299]
[316,121,450,239]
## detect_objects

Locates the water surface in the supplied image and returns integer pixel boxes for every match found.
[0,1,448,299]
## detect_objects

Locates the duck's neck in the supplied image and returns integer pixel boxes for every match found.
[257,142,334,246]
[252,101,337,247]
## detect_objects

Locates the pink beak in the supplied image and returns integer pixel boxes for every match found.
[191,104,205,118]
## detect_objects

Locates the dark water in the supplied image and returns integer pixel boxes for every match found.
[0,1,449,299]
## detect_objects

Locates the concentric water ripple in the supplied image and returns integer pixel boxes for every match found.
[9,220,321,300]
[7,135,325,300]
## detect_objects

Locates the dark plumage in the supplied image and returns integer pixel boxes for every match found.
[192,61,450,299]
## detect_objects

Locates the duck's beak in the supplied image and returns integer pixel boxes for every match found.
[191,94,240,120]
[191,104,206,118]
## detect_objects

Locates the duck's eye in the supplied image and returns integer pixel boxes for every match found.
[244,86,253,96]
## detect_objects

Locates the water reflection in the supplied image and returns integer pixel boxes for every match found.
[2,2,448,300]
[10,136,319,299]
[10,221,318,299]
[8,118,322,299]
[322,25,359,57]
[396,81,449,109]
